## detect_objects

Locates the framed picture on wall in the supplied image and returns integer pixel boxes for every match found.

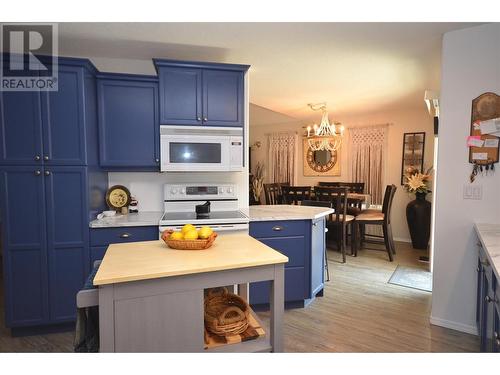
[401,132,425,185]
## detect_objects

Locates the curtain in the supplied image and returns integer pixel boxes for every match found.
[268,132,297,184]
[349,125,387,205]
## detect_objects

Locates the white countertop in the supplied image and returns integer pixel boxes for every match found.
[242,205,334,222]
[474,222,500,280]
[89,211,163,228]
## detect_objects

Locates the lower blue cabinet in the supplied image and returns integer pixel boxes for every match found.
[249,218,325,308]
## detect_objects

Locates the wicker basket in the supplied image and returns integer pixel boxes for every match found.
[204,288,249,337]
[161,229,217,250]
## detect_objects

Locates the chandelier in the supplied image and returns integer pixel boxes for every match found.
[305,103,344,152]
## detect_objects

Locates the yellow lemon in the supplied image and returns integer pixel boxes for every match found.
[181,224,196,234]
[169,231,184,240]
[183,229,199,240]
[198,226,213,239]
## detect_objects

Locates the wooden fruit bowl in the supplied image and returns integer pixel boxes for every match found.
[161,229,217,250]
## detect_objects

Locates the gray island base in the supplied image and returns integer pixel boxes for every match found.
[99,264,284,352]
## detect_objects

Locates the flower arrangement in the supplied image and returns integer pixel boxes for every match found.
[403,166,433,194]
[252,162,265,203]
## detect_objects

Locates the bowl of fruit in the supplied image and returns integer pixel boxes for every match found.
[161,224,217,250]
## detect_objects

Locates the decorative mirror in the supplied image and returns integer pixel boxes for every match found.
[401,132,425,184]
[303,138,341,176]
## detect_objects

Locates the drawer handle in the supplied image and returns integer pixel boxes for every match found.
[272,226,283,231]
[495,332,499,339]
[120,233,131,238]
[485,295,493,303]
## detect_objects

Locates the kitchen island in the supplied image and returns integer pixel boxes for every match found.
[242,205,334,309]
[93,233,288,352]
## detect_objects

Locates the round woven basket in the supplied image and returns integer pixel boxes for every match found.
[161,229,217,250]
[204,288,249,337]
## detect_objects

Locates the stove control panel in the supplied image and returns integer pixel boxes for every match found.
[164,184,238,200]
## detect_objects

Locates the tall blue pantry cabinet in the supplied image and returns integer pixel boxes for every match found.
[0,56,108,332]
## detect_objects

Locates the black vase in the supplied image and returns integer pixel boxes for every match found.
[406,192,431,250]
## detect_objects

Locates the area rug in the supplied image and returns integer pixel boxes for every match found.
[388,265,432,292]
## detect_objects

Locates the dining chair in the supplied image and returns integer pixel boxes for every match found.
[313,187,354,263]
[353,184,397,262]
[302,199,332,281]
[317,182,341,187]
[281,186,312,205]
[263,183,281,205]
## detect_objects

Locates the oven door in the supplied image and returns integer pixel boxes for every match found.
[161,134,230,172]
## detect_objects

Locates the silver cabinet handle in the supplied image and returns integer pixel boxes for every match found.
[485,295,493,303]
[203,117,208,122]
[120,233,131,238]
[272,226,283,231]
[197,117,201,121]
[34,170,41,176]
[494,332,499,339]
[44,170,50,176]
[44,155,49,161]
[496,339,500,348]
[34,155,41,161]
[313,222,317,226]
[155,158,159,163]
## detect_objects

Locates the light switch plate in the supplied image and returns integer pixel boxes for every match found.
[464,184,482,200]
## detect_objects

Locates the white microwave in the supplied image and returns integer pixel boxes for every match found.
[160,125,243,172]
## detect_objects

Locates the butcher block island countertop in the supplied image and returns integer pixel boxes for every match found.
[93,232,288,286]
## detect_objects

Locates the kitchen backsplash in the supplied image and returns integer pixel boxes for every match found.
[108,172,248,211]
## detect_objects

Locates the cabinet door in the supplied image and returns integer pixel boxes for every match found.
[202,70,244,127]
[97,78,159,168]
[310,218,325,296]
[158,67,202,125]
[493,304,500,353]
[0,167,49,327]
[42,65,87,165]
[0,90,44,165]
[44,166,89,322]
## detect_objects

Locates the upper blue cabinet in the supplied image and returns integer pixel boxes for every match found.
[0,57,98,166]
[97,73,159,170]
[154,59,249,127]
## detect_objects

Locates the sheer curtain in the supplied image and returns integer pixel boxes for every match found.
[268,132,298,184]
[349,125,387,205]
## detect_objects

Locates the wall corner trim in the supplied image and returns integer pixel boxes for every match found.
[429,315,478,336]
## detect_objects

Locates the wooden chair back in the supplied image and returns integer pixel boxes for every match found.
[264,183,281,205]
[318,182,365,194]
[314,186,348,223]
[281,186,312,205]
[381,185,397,224]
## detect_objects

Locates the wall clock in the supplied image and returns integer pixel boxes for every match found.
[105,185,131,211]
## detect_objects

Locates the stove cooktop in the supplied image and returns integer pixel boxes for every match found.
[160,210,248,224]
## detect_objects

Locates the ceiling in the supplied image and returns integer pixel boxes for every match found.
[55,22,480,120]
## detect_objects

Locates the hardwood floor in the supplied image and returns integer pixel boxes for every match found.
[0,241,479,352]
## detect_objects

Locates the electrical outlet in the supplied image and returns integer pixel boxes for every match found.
[464,184,483,200]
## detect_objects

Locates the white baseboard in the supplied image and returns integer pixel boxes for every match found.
[394,237,411,243]
[430,315,478,335]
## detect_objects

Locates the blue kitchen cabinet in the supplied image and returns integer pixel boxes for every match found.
[0,56,107,331]
[0,90,44,165]
[44,166,90,322]
[89,226,159,269]
[154,59,249,127]
[42,65,87,165]
[249,218,326,308]
[476,242,499,352]
[97,74,160,169]
[0,167,49,327]
[202,69,244,127]
[156,67,202,126]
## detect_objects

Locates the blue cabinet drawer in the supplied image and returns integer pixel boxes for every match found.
[250,267,306,305]
[90,226,159,247]
[250,220,307,238]
[257,237,305,267]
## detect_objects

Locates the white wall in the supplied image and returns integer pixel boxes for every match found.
[431,23,500,334]
[250,106,434,242]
